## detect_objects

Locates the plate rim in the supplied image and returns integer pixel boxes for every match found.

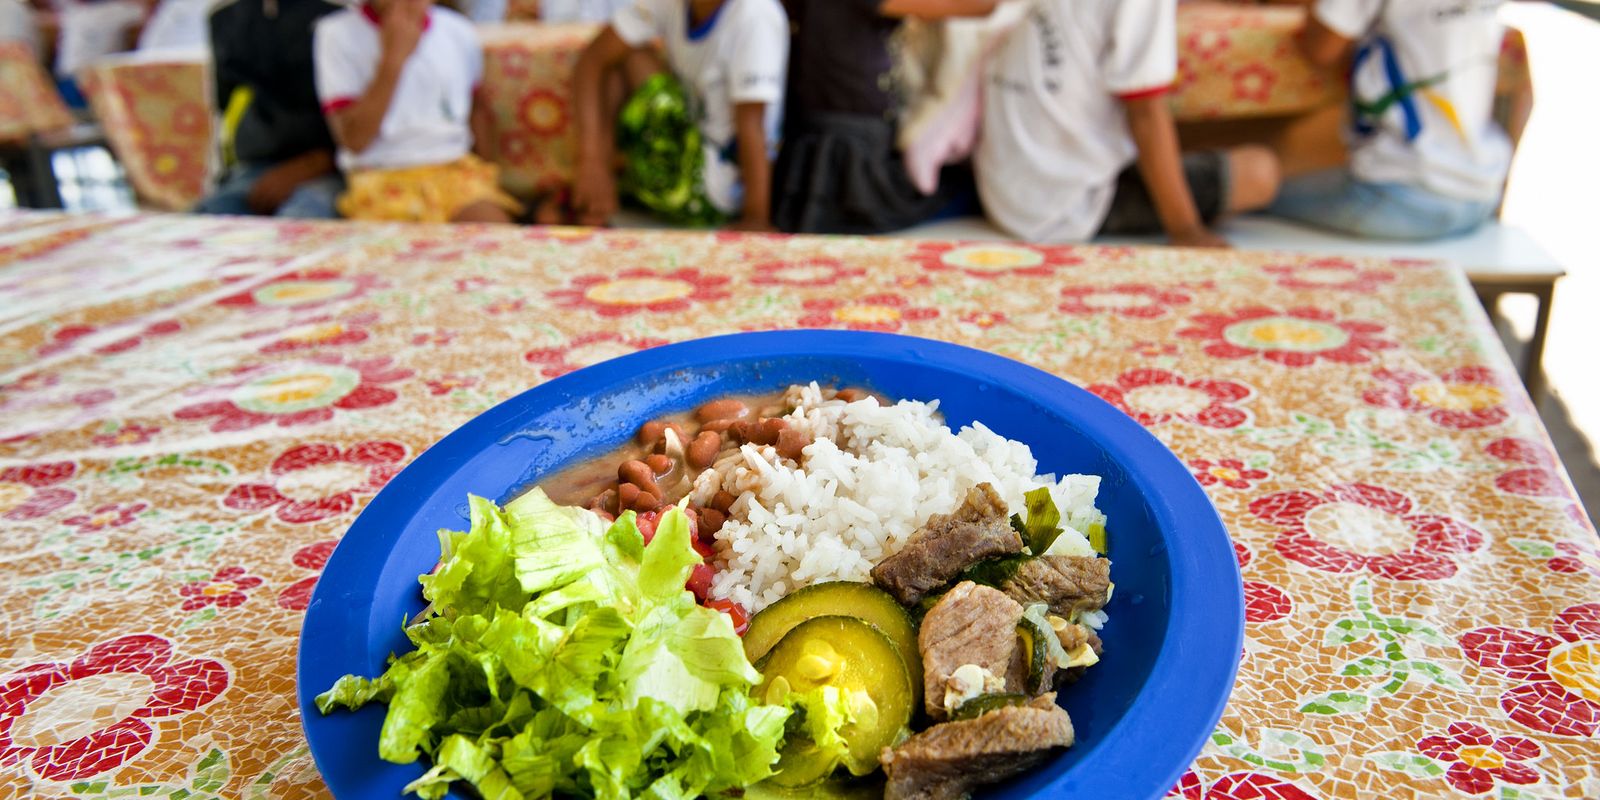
[297,330,1243,800]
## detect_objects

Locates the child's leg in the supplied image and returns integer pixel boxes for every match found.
[567,55,663,226]
[1223,145,1280,214]
[1270,170,1496,240]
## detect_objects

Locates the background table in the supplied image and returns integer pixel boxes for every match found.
[0,41,73,145]
[73,5,1533,211]
[0,211,1595,798]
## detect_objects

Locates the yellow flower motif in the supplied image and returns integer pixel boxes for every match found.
[585,278,695,307]
[1548,641,1600,704]
[1410,382,1504,413]
[834,305,903,325]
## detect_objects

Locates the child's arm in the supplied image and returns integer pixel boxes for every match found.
[571,26,635,225]
[471,87,497,160]
[1123,94,1227,248]
[880,0,996,17]
[1296,13,1353,68]
[732,102,773,231]
[325,1,427,154]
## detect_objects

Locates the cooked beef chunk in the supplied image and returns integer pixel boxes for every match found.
[999,555,1112,618]
[1005,628,1057,694]
[881,693,1075,800]
[872,483,1023,606]
[918,581,1023,718]
[1053,624,1104,687]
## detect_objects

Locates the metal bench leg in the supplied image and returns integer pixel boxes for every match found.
[1525,282,1554,402]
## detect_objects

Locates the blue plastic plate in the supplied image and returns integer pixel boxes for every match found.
[298,330,1242,800]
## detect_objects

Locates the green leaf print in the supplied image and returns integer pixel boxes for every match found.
[1510,539,1558,559]
[1324,617,1376,646]
[1303,578,1464,717]
[1211,727,1329,774]
[1300,691,1370,715]
[66,747,230,799]
[191,748,230,793]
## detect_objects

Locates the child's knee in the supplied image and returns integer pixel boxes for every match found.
[1227,145,1281,212]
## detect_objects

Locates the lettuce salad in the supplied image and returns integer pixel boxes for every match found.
[316,490,793,800]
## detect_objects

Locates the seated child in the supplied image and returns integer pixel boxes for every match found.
[314,0,522,223]
[540,0,632,22]
[1273,0,1512,240]
[197,0,344,219]
[773,0,996,235]
[568,0,789,229]
[976,0,1280,246]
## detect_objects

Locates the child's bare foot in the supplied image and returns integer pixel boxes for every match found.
[533,194,567,225]
[452,201,516,224]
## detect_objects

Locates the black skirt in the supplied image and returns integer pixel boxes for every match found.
[773,113,962,235]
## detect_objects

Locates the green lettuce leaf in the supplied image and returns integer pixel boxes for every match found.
[319,499,788,799]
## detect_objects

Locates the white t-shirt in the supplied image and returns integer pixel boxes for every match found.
[543,0,630,23]
[976,0,1177,243]
[137,0,212,51]
[314,6,482,172]
[611,0,787,215]
[54,0,145,77]
[1315,0,1512,202]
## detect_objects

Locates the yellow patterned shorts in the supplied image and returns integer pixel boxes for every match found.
[338,155,525,223]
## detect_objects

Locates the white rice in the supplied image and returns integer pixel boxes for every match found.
[698,383,1108,613]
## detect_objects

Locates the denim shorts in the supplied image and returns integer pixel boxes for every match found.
[1269,169,1498,241]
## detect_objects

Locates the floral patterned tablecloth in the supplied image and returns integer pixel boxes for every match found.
[0,42,74,145]
[1,211,1597,799]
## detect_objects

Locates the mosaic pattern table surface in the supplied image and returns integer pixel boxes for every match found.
[0,211,1596,799]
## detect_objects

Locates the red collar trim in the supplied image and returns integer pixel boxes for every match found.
[360,4,431,30]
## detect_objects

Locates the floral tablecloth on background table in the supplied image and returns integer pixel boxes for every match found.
[1,211,1597,799]
[0,42,73,145]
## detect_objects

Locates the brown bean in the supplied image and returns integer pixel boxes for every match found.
[835,388,865,402]
[711,490,737,513]
[687,431,722,469]
[617,482,641,510]
[629,489,659,512]
[645,454,673,475]
[637,420,666,446]
[700,507,726,535]
[591,489,618,516]
[702,418,739,434]
[776,428,812,461]
[696,399,750,424]
[748,418,786,446]
[652,423,688,455]
[618,459,653,488]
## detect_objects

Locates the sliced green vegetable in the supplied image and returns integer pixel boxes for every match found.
[743,581,923,702]
[1017,487,1064,554]
[756,616,914,780]
[1087,521,1108,554]
[1015,614,1051,694]
[955,554,1030,590]
[949,693,1030,721]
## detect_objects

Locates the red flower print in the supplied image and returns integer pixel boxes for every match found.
[277,540,338,611]
[912,242,1081,279]
[1417,722,1542,794]
[93,320,183,356]
[749,258,866,287]
[1129,341,1179,358]
[518,89,569,136]
[1263,258,1396,293]
[2,371,59,393]
[525,332,669,378]
[1548,541,1600,579]
[1186,29,1231,62]
[797,294,939,333]
[454,276,494,292]
[1088,369,1253,429]
[522,225,600,244]
[1191,458,1268,490]
[426,374,479,395]
[1232,63,1277,103]
[1177,306,1395,368]
[90,423,161,448]
[171,102,207,137]
[1485,438,1570,499]
[173,354,413,433]
[216,269,382,311]
[0,462,77,521]
[1363,367,1512,430]
[1168,770,1319,800]
[1059,283,1193,319]
[410,329,458,347]
[223,441,407,525]
[1253,483,1485,581]
[144,144,203,190]
[37,324,95,356]
[485,297,527,315]
[1233,541,1293,624]
[1460,603,1600,737]
[63,502,148,534]
[252,312,378,354]
[547,268,731,317]
[959,310,1008,329]
[0,634,228,781]
[178,566,263,611]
